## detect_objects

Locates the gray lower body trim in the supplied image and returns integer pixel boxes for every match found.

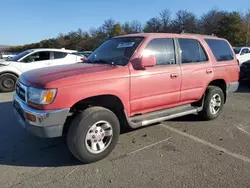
[13,92,70,138]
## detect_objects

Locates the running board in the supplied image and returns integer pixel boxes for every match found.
[126,104,203,129]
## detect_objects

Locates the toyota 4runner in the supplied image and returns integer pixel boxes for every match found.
[13,33,239,163]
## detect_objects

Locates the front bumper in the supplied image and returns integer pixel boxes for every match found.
[13,92,70,138]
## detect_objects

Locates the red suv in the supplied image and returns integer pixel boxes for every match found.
[13,33,239,163]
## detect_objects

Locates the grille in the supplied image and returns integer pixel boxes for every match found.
[16,82,26,102]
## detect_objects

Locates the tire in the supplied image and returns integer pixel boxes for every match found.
[67,106,120,164]
[198,86,224,120]
[0,73,18,92]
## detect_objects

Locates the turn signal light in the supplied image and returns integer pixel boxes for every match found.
[25,112,36,122]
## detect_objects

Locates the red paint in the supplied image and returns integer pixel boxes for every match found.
[19,33,239,117]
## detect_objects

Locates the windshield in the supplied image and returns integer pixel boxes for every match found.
[233,47,241,54]
[7,50,33,61]
[87,37,144,66]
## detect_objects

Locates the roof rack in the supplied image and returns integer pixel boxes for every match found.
[180,30,218,37]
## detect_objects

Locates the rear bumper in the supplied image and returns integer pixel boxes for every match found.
[13,92,70,138]
[227,82,239,93]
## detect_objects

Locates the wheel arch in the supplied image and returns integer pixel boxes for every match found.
[0,71,19,78]
[207,79,227,103]
[64,94,129,134]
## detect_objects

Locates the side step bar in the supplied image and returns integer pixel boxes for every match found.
[125,100,204,129]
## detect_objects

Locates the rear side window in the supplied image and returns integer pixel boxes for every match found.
[178,38,208,64]
[144,38,176,65]
[205,39,234,62]
[53,52,67,59]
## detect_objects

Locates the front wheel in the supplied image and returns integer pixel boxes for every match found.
[0,73,18,92]
[198,86,224,120]
[67,107,120,164]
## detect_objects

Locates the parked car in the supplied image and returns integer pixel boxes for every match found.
[0,48,83,92]
[73,51,92,57]
[0,52,16,59]
[240,60,250,80]
[233,47,250,66]
[13,33,239,164]
[72,51,92,61]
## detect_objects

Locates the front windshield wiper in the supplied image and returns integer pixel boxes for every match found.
[85,59,115,66]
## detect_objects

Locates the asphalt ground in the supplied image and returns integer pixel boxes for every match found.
[1,83,250,188]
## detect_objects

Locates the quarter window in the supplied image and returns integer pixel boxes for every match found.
[143,38,176,66]
[205,39,234,62]
[178,38,208,64]
[53,52,67,59]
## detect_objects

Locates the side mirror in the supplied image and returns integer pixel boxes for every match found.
[140,55,156,68]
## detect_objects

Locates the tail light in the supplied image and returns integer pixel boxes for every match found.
[81,57,87,61]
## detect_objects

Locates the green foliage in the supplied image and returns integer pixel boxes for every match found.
[215,12,246,46]
[7,9,250,53]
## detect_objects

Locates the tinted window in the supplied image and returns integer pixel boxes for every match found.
[241,48,250,54]
[54,52,67,59]
[205,39,234,61]
[8,50,33,61]
[22,51,50,63]
[178,38,208,64]
[144,38,176,65]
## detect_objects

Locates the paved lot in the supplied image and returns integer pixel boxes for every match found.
[1,84,250,188]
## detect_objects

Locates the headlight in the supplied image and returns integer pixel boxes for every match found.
[27,87,57,105]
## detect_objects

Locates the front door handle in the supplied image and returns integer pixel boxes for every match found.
[170,73,178,79]
[206,69,213,74]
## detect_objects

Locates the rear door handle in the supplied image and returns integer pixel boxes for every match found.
[206,69,213,74]
[170,73,178,79]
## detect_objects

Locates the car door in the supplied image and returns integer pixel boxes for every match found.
[178,38,213,103]
[130,38,181,115]
[19,51,52,72]
[50,52,80,66]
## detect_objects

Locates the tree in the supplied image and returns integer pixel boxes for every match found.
[242,10,250,45]
[216,11,246,46]
[171,10,198,33]
[199,9,228,35]
[122,20,143,34]
[144,17,161,32]
[159,9,172,32]
[111,24,123,37]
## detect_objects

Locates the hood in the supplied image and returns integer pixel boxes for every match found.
[19,63,129,88]
[0,60,11,66]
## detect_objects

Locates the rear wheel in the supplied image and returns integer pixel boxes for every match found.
[67,106,120,164]
[198,86,224,120]
[0,73,17,92]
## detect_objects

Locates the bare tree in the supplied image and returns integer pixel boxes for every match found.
[171,10,198,33]
[144,17,161,33]
[159,9,172,32]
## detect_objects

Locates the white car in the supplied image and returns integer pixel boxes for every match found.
[233,47,250,66]
[0,52,16,59]
[0,48,83,92]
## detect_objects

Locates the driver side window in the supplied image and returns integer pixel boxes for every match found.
[22,51,50,63]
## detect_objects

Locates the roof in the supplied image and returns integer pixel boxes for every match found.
[114,33,220,40]
[28,48,77,53]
